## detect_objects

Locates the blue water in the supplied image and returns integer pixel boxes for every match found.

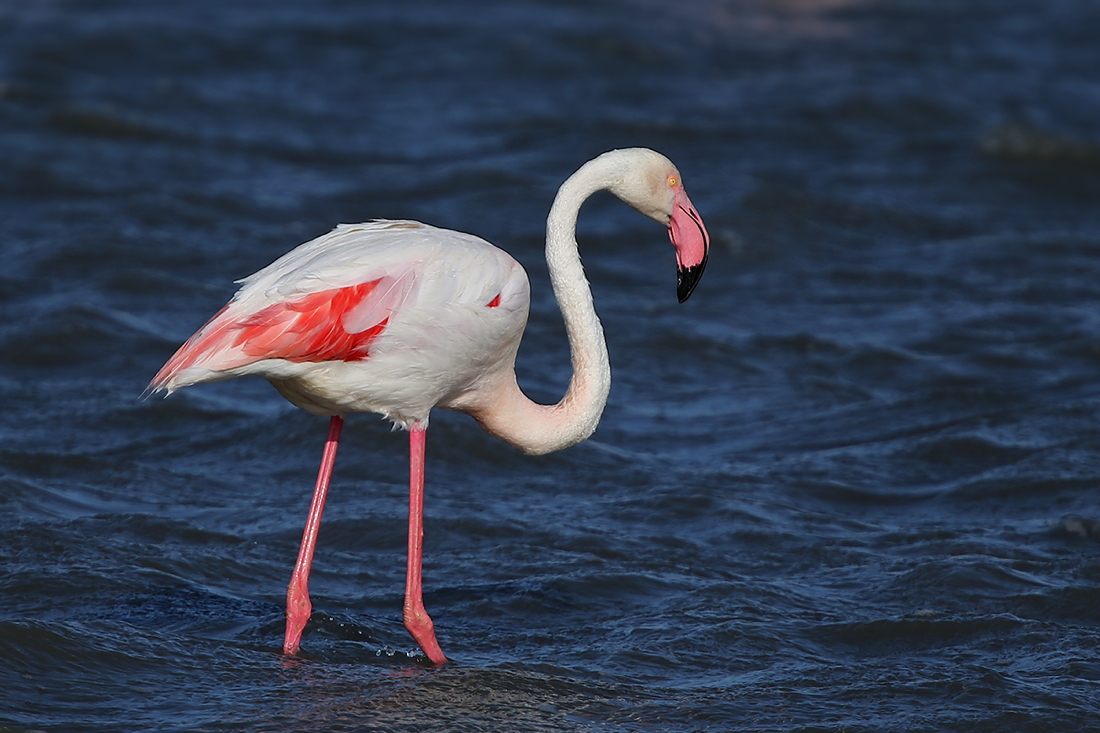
[2,1,1100,731]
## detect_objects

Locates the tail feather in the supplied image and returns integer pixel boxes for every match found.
[146,305,240,394]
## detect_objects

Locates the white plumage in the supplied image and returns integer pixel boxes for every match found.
[150,148,710,665]
[154,220,529,426]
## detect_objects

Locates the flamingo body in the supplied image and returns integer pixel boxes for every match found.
[150,148,710,665]
[152,221,530,427]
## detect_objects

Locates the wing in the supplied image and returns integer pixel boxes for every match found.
[148,220,520,395]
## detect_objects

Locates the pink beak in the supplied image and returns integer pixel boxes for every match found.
[668,187,710,302]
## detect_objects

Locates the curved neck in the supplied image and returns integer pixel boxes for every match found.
[472,162,613,456]
[544,163,613,437]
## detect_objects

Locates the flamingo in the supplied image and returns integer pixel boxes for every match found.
[148,148,710,665]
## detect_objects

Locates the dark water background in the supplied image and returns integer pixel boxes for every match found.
[3,1,1100,731]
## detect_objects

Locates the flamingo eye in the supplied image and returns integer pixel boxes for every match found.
[667,176,678,188]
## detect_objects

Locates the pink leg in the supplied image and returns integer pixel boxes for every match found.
[283,415,344,655]
[404,425,448,665]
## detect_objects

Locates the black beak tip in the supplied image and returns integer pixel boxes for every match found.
[676,257,708,303]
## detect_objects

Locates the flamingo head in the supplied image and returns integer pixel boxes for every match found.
[605,148,711,302]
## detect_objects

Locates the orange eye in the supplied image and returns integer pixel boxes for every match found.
[667,176,678,188]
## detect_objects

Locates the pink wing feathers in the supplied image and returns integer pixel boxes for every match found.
[149,273,413,393]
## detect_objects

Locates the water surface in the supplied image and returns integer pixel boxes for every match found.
[2,1,1100,731]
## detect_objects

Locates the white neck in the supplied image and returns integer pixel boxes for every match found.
[469,159,614,455]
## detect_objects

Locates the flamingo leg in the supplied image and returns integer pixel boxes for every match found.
[404,424,448,665]
[283,414,344,655]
